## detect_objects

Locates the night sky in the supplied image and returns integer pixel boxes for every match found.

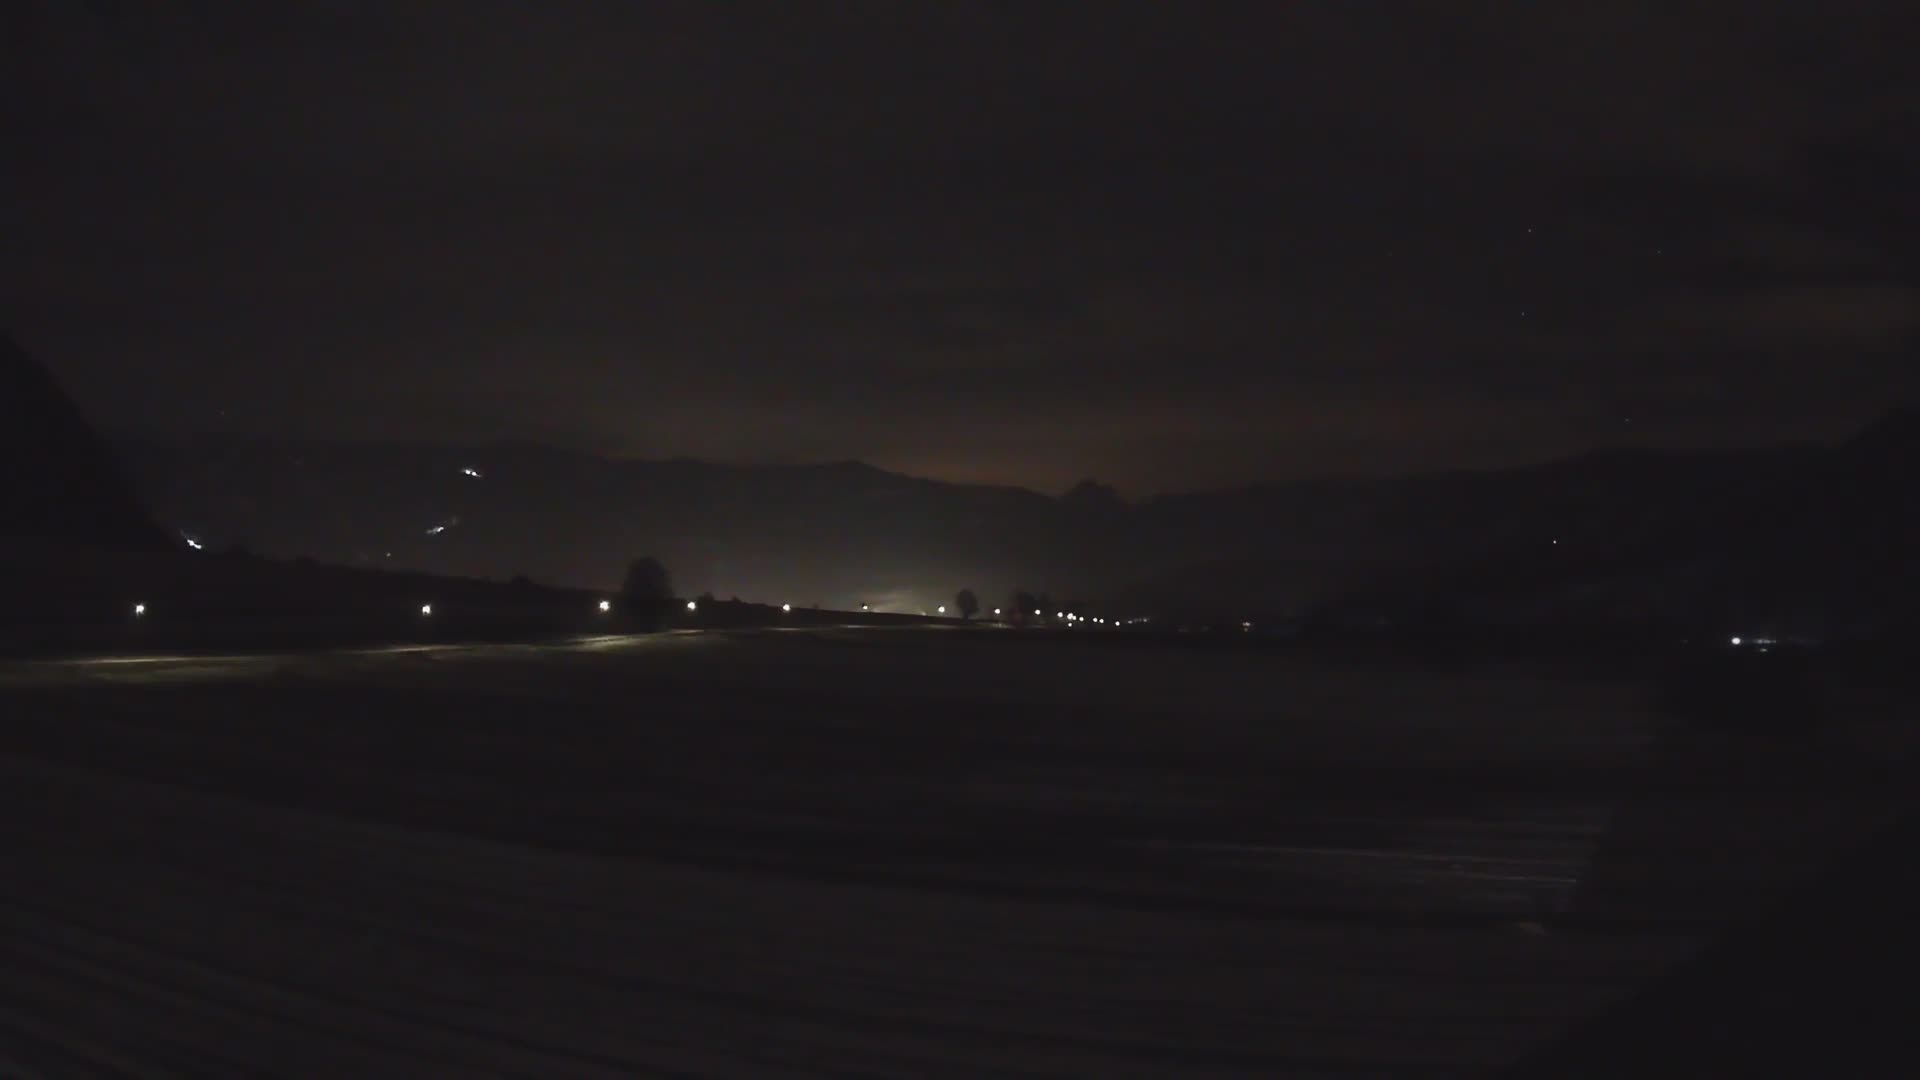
[7,1,1918,495]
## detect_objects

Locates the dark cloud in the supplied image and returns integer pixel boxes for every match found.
[6,0,1919,494]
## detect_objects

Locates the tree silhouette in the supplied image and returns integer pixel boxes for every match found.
[1011,591,1037,625]
[955,588,979,621]
[619,556,672,615]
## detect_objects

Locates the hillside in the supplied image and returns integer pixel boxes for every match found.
[0,331,172,552]
[1340,410,1920,639]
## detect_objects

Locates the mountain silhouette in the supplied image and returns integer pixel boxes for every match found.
[115,409,1919,636]
[1060,479,1127,511]
[1,331,171,552]
[1328,407,1920,639]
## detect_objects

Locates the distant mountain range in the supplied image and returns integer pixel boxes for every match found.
[114,409,1920,637]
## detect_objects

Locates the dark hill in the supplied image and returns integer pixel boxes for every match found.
[0,331,171,552]
[1324,407,1920,639]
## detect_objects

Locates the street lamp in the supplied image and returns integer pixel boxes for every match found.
[420,603,433,616]
[132,602,146,617]
[782,603,792,613]
[686,600,698,612]
[937,605,946,614]
[598,599,612,613]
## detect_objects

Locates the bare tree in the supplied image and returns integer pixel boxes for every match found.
[955,588,980,621]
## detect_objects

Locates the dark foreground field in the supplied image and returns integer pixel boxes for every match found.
[0,628,1911,1076]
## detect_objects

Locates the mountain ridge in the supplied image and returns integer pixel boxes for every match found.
[112,406,1919,634]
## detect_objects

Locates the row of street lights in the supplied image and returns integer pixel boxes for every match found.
[126,599,611,620]
[126,595,1141,627]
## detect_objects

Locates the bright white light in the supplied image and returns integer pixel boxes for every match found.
[180,531,204,551]
[1056,612,1064,619]
[782,603,792,613]
[1034,609,1042,616]
[461,467,482,478]
[937,605,946,614]
[1730,636,1742,646]
[861,604,871,611]
[686,600,698,612]
[993,608,1001,616]
[598,599,612,613]
[420,604,433,616]
[132,603,146,617]
[425,524,446,536]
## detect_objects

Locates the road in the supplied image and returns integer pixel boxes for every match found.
[0,628,1898,1076]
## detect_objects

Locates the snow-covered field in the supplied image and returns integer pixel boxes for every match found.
[0,628,1902,1075]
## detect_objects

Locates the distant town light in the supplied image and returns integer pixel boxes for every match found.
[937,605,946,614]
[1730,636,1742,646]
[598,599,612,613]
[461,467,482,478]
[420,603,433,616]
[861,603,871,611]
[686,600,698,612]
[1034,609,1042,616]
[132,602,146,617]
[425,524,447,535]
[1056,612,1064,619]
[993,608,1001,616]
[180,531,204,551]
[782,603,792,613]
